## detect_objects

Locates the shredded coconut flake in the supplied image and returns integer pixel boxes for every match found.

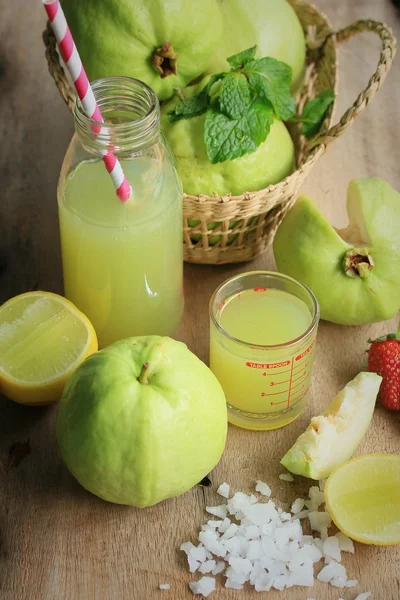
[189,577,216,597]
[159,584,170,590]
[211,561,225,575]
[317,560,346,583]
[199,560,216,574]
[182,480,363,598]
[216,482,230,499]
[336,531,355,553]
[279,473,294,482]
[354,594,372,600]
[190,544,208,563]
[323,536,341,562]
[206,505,228,519]
[255,480,272,496]
[291,498,305,514]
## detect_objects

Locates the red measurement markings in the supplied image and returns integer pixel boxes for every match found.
[246,361,290,369]
[289,385,310,405]
[293,360,310,372]
[218,300,226,311]
[291,371,309,384]
[263,369,291,376]
[286,357,295,408]
[290,378,309,392]
[261,390,290,397]
[270,398,289,406]
[269,379,290,387]
[254,287,267,292]
[295,341,315,361]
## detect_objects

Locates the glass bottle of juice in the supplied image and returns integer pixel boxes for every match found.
[58,77,184,348]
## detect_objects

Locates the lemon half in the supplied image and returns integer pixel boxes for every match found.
[0,291,98,405]
[325,454,400,546]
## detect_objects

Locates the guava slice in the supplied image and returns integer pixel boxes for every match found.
[281,372,382,480]
[273,178,400,325]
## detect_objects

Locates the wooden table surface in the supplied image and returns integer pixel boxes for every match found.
[1,1,400,599]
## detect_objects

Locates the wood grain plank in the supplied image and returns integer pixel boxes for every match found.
[0,0,399,599]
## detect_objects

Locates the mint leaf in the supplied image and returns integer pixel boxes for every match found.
[246,99,274,146]
[204,99,274,163]
[227,45,257,70]
[219,73,251,119]
[167,73,225,122]
[300,90,335,138]
[243,57,295,121]
[167,90,209,122]
[203,72,226,96]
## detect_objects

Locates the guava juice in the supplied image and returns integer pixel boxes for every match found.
[210,287,317,430]
[58,157,183,347]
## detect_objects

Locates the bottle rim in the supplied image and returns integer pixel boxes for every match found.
[74,76,160,155]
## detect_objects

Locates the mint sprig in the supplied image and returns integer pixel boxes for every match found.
[167,46,333,164]
[243,57,295,121]
[167,73,225,123]
[205,99,274,164]
[296,90,336,139]
[219,72,251,119]
[227,45,257,70]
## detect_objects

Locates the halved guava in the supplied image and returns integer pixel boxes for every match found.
[274,178,400,325]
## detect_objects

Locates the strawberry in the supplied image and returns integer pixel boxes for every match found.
[368,334,400,411]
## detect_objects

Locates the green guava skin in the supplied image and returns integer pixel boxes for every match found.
[273,178,400,325]
[160,83,295,198]
[211,0,306,93]
[281,372,381,480]
[61,0,223,101]
[162,77,294,245]
[56,337,227,507]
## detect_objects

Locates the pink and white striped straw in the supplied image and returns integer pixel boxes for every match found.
[42,0,132,202]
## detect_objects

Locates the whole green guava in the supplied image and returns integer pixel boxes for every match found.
[210,0,306,93]
[61,0,223,101]
[160,81,295,197]
[57,337,227,507]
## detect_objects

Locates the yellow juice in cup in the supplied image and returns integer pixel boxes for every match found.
[210,272,319,430]
[58,158,183,347]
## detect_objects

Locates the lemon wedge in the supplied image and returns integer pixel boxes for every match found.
[325,454,400,546]
[0,291,98,405]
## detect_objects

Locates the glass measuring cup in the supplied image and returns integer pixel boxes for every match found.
[209,271,319,430]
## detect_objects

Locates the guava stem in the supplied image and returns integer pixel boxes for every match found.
[343,248,374,278]
[151,42,178,78]
[138,362,150,385]
[174,87,186,102]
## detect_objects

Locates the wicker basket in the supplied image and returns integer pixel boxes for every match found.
[43,0,396,265]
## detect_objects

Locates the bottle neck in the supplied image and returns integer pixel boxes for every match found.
[74,77,160,157]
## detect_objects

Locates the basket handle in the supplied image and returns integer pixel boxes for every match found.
[308,19,397,151]
[43,22,76,113]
